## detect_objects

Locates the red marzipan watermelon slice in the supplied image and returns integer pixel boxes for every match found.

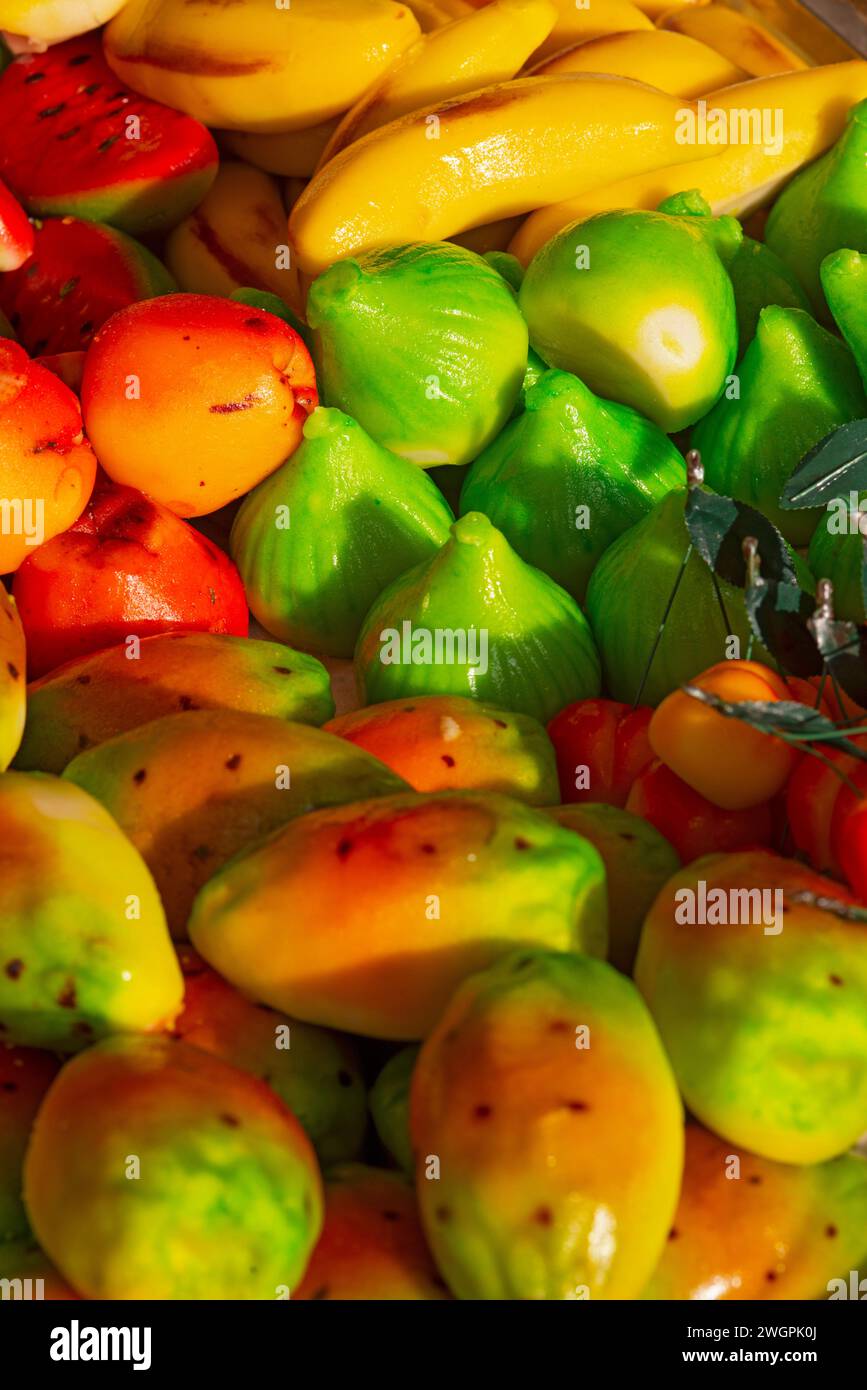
[0,215,177,355]
[0,175,33,270]
[0,34,218,236]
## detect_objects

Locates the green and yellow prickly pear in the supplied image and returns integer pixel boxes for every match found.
[325,695,559,805]
[765,99,867,318]
[642,1123,867,1300]
[460,370,685,602]
[63,709,407,937]
[15,631,335,776]
[294,1164,449,1301]
[370,1045,419,1175]
[355,513,601,724]
[694,306,867,544]
[229,407,454,659]
[411,948,683,1299]
[0,585,25,771]
[546,803,679,975]
[24,1036,324,1299]
[0,1045,59,1246]
[189,790,608,1040]
[635,851,867,1164]
[0,772,182,1050]
[308,242,528,467]
[174,946,367,1167]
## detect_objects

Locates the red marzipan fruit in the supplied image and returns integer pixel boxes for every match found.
[0,35,218,236]
[547,697,653,807]
[626,757,775,864]
[0,216,177,355]
[13,480,249,678]
[0,176,34,270]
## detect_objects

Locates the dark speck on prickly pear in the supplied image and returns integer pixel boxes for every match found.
[5,960,24,979]
[132,768,147,784]
[225,754,242,770]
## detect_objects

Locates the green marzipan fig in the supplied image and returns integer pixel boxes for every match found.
[307,242,528,467]
[821,248,867,391]
[765,99,867,320]
[584,488,783,707]
[14,631,335,775]
[354,512,602,725]
[0,772,182,1050]
[369,1045,419,1176]
[23,1036,323,1299]
[655,189,810,358]
[693,305,867,545]
[460,369,685,602]
[727,236,812,357]
[519,205,740,433]
[230,407,455,659]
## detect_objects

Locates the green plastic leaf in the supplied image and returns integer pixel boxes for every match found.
[685,488,796,586]
[681,687,867,761]
[745,577,822,677]
[781,419,867,509]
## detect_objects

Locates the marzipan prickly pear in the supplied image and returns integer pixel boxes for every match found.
[0,772,182,1050]
[411,948,683,1298]
[189,790,608,1039]
[15,632,335,776]
[635,850,867,1164]
[24,1036,324,1299]
[174,946,367,1167]
[63,710,408,937]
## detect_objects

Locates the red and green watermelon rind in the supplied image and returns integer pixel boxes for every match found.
[0,216,178,355]
[0,35,218,236]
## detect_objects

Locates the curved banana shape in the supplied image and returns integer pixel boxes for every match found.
[221,120,340,179]
[403,0,474,27]
[530,30,747,97]
[289,74,712,277]
[104,0,422,134]
[320,0,557,166]
[165,162,302,311]
[533,0,653,62]
[0,0,127,44]
[658,3,808,77]
[510,62,867,264]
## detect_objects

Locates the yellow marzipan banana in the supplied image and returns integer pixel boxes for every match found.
[165,162,301,311]
[0,0,127,44]
[631,0,707,17]
[220,120,339,179]
[532,0,653,62]
[403,0,474,27]
[509,61,867,264]
[658,3,809,76]
[320,0,557,166]
[289,74,714,278]
[104,0,422,134]
[530,29,746,97]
